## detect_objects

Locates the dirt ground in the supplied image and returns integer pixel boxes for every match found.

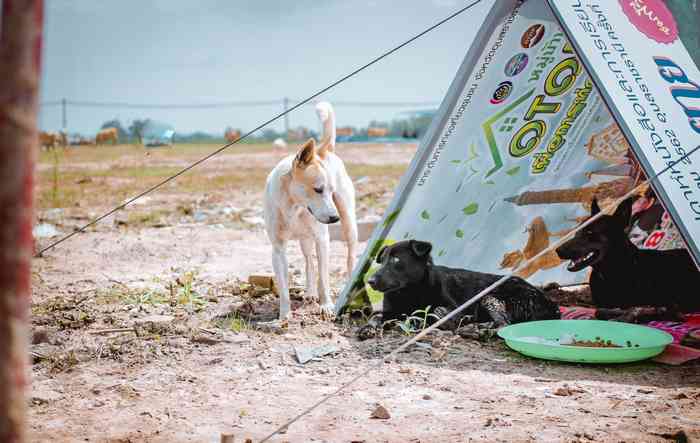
[30,143,700,443]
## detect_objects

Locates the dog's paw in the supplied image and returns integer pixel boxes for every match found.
[256,319,289,334]
[319,303,336,321]
[358,323,379,341]
[433,306,450,318]
[541,282,561,292]
[432,306,459,330]
[302,290,319,305]
[456,322,499,342]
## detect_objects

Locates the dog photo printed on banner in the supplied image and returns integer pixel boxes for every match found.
[336,0,691,313]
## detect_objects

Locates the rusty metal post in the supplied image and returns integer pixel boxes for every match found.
[0,0,44,441]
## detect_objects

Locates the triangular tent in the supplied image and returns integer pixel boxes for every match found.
[336,0,700,312]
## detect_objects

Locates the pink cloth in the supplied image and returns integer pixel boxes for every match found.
[646,321,694,344]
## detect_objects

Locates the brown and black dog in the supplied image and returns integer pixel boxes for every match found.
[556,197,700,314]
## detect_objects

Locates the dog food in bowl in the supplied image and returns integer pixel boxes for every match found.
[569,338,621,348]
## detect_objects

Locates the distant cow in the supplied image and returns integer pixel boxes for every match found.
[225,127,241,143]
[39,131,66,149]
[96,127,118,145]
[367,127,389,137]
[336,126,354,137]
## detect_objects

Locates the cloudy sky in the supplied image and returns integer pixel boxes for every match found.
[39,0,494,136]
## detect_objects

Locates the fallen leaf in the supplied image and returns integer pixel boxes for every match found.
[462,203,479,215]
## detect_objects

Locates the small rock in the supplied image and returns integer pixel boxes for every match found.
[370,404,391,420]
[651,430,688,442]
[256,320,288,335]
[92,400,105,408]
[134,314,175,334]
[554,387,573,396]
[191,335,222,345]
[31,387,61,405]
[242,215,265,227]
[32,328,51,345]
[225,332,250,344]
[33,223,60,238]
[248,275,276,292]
[193,211,208,222]
[637,388,654,394]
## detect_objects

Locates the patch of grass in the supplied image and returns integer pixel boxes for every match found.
[93,287,127,305]
[392,306,440,336]
[124,288,169,306]
[213,312,250,333]
[47,350,80,374]
[168,271,207,311]
[34,143,277,211]
[125,209,171,227]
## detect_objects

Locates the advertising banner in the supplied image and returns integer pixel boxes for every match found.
[336,0,698,312]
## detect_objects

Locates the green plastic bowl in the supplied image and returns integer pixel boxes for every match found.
[497,320,673,364]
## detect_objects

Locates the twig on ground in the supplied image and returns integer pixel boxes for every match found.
[89,328,135,335]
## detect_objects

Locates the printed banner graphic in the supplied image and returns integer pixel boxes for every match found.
[337,0,699,311]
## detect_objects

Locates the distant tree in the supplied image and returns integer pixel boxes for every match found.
[261,128,281,141]
[100,119,128,143]
[128,119,151,144]
[368,119,389,129]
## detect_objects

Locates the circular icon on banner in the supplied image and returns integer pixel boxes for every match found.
[504,53,529,77]
[521,24,545,48]
[490,81,513,104]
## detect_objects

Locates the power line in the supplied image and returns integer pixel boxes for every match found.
[35,0,485,257]
[64,99,281,109]
[39,99,440,109]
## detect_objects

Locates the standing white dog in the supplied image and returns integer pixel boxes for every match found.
[263,102,358,320]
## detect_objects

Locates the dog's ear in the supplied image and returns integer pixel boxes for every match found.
[591,198,601,216]
[613,196,636,227]
[294,139,316,168]
[410,240,432,258]
[375,245,389,264]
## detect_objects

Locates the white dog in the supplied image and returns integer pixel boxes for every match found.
[263,102,358,320]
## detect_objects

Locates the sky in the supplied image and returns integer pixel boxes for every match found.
[39,0,494,136]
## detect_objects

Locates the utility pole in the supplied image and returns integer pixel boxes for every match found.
[283,97,290,140]
[0,1,44,442]
[61,97,66,134]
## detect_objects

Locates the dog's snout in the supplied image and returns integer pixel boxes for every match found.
[555,244,569,259]
[328,215,340,224]
[367,275,378,288]
[555,245,564,258]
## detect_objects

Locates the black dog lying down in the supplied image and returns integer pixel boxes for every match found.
[556,197,700,318]
[358,240,560,340]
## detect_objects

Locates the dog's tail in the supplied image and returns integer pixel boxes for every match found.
[315,101,336,158]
